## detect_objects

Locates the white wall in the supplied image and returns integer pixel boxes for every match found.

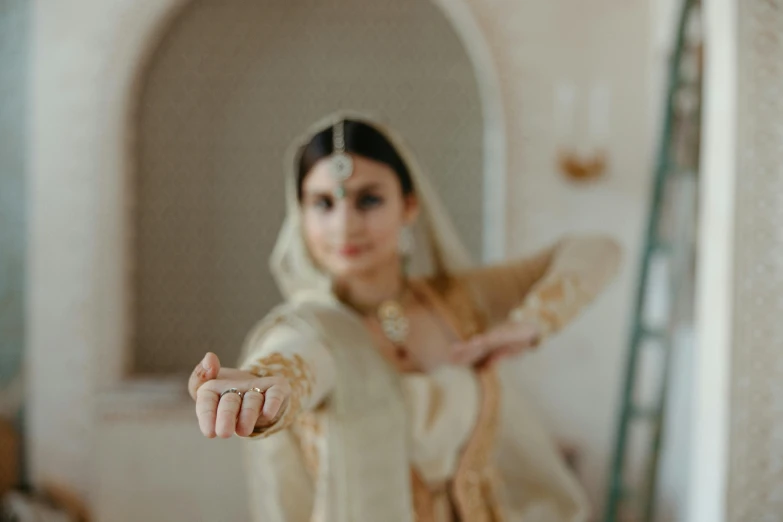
[687,0,735,520]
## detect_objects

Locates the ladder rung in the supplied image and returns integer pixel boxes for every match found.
[611,485,637,504]
[652,240,673,254]
[639,326,667,341]
[674,167,697,179]
[630,406,662,420]
[661,160,691,180]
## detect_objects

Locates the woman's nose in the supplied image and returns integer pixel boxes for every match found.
[332,200,362,238]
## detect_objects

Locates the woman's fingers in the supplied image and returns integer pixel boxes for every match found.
[195,377,290,438]
[261,382,290,422]
[236,389,264,437]
[485,346,518,365]
[196,380,247,439]
[195,387,220,438]
[450,343,480,365]
[188,352,221,400]
[481,323,525,347]
[451,335,492,365]
[203,352,221,374]
[451,321,541,366]
[215,390,244,438]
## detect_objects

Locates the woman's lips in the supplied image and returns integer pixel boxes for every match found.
[337,245,363,257]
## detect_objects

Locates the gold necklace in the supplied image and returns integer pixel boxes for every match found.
[342,284,412,360]
[377,299,410,349]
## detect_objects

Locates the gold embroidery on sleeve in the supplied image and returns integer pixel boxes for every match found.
[291,411,323,478]
[510,274,590,336]
[246,353,315,436]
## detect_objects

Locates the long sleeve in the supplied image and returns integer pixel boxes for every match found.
[239,320,336,437]
[459,234,622,340]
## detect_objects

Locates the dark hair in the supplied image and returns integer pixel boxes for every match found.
[296,119,415,201]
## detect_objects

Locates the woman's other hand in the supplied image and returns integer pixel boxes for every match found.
[450,319,540,367]
[188,352,291,438]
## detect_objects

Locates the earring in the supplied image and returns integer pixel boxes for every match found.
[398,226,414,257]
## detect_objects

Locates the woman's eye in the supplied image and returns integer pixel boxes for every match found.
[357,194,383,210]
[312,196,333,211]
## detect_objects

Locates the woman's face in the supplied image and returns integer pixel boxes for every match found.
[300,154,417,280]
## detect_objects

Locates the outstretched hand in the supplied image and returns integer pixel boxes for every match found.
[450,319,541,367]
[188,352,291,438]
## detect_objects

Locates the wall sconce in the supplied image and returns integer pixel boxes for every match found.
[554,81,610,182]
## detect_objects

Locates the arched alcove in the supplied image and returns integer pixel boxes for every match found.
[131,0,493,373]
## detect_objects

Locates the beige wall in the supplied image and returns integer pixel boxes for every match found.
[690,1,783,521]
[727,0,783,519]
[28,0,655,519]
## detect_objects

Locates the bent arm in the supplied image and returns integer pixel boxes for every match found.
[459,234,622,340]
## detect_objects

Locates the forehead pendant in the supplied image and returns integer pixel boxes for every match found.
[331,119,353,199]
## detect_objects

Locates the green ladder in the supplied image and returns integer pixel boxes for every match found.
[604,0,703,520]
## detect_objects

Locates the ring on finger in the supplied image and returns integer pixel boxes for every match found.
[220,387,243,399]
[244,387,263,396]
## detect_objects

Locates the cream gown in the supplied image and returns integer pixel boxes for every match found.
[239,235,621,522]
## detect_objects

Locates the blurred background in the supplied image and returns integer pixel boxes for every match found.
[1,0,779,521]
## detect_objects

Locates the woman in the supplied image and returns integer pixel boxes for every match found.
[187,112,621,522]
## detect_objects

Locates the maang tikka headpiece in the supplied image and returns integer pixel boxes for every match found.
[331,119,354,199]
